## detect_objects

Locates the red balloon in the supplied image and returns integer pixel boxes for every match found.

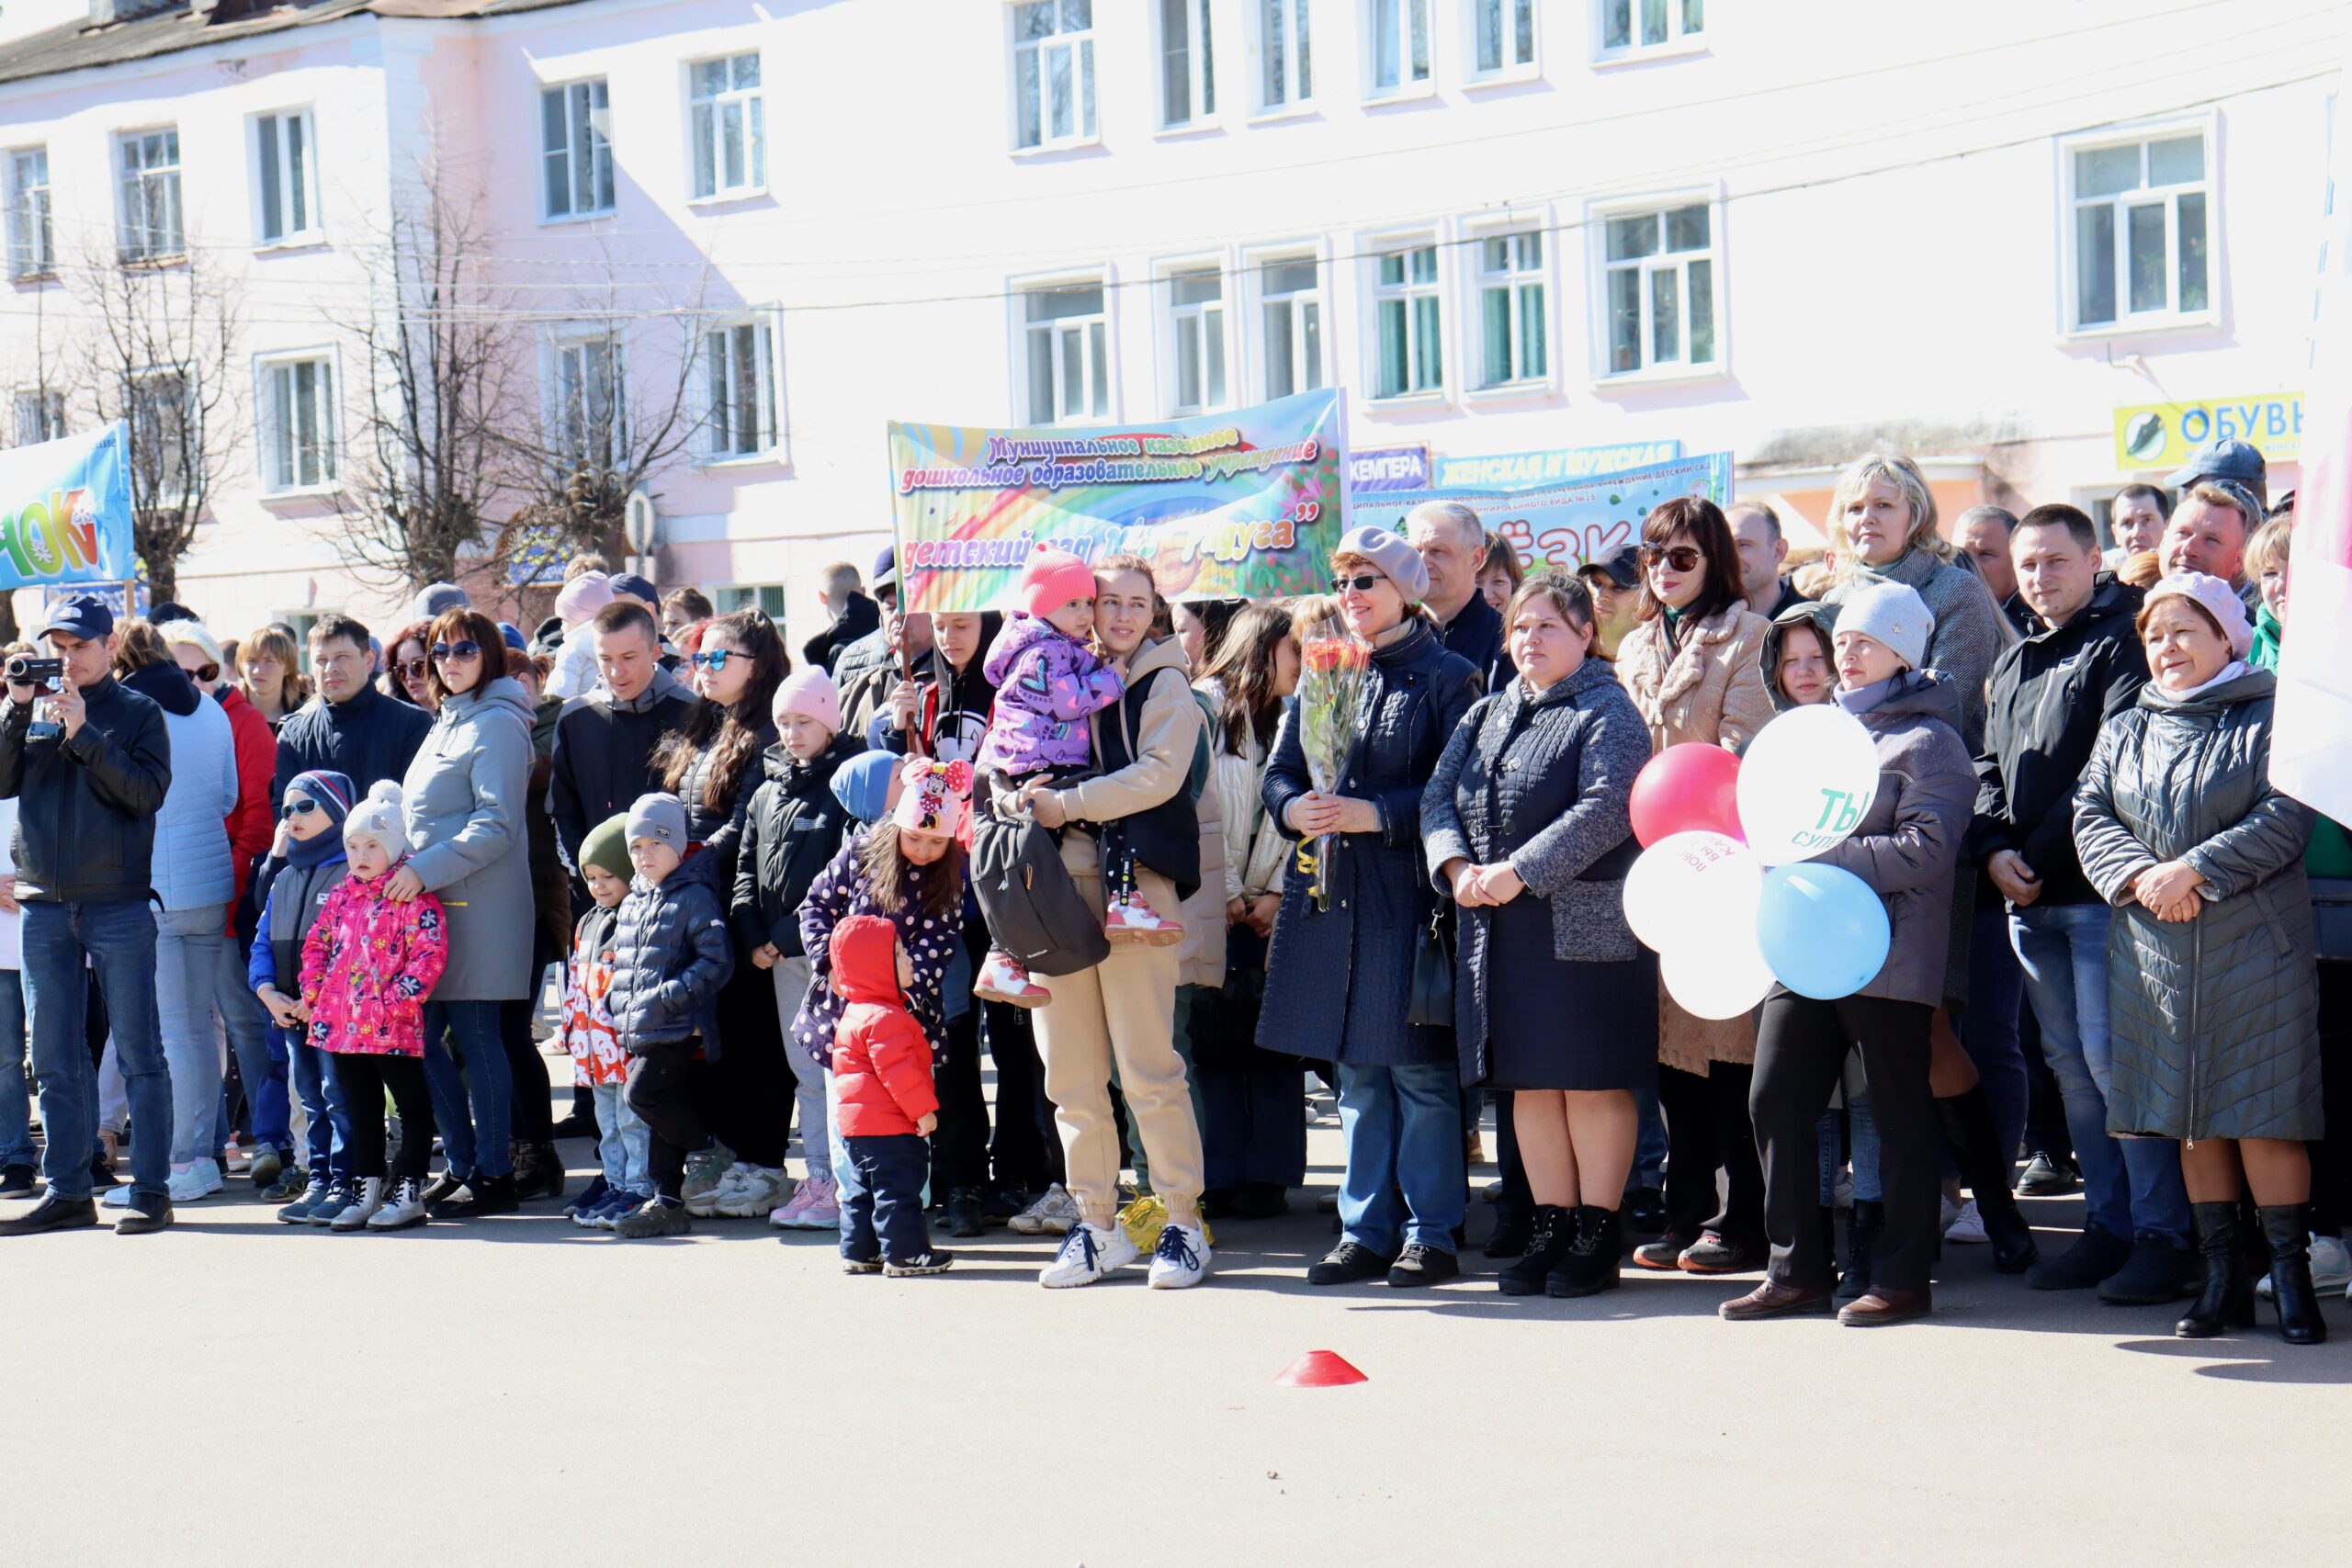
[1629,743,1744,847]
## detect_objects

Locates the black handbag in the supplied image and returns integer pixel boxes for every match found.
[1406,908,1455,1029]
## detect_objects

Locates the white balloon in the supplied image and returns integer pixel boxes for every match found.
[1623,831,1764,953]
[1736,705,1882,867]
[1660,926,1775,1020]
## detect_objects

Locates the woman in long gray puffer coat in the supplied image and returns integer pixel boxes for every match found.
[2073,571,2323,1345]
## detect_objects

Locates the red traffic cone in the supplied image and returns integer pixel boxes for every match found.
[1275,1350,1366,1387]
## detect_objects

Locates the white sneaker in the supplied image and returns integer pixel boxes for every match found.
[718,1166,789,1218]
[1039,1222,1139,1288]
[367,1177,429,1231]
[329,1177,387,1231]
[1942,1197,1987,1244]
[2258,1232,2352,1298]
[680,1145,740,1216]
[1010,1183,1081,1235]
[1147,1221,1211,1289]
[102,1159,221,1204]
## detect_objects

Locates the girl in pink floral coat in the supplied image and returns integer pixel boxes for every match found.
[298,781,449,1231]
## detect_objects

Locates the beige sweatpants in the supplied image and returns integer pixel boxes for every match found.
[1030,863,1205,1231]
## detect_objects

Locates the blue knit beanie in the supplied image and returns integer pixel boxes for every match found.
[831,750,898,827]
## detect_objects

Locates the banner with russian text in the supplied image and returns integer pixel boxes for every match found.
[0,423,136,592]
[1350,452,1733,573]
[888,389,1344,613]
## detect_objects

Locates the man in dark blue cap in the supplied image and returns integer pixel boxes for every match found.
[0,592,176,1235]
[2165,435,2268,512]
[835,545,933,733]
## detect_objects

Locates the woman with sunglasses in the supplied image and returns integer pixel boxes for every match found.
[1618,496,1777,1278]
[1261,528,1484,1289]
[651,610,792,1219]
[384,620,435,712]
[390,608,538,1217]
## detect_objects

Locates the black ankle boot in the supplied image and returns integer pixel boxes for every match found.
[1498,1205,1573,1295]
[1547,1206,1623,1298]
[1938,1088,2039,1273]
[2257,1203,2329,1347]
[2175,1201,2255,1338]
[1839,1200,1883,1303]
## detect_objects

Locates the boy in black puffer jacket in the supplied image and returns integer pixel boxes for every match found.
[608,793,736,1239]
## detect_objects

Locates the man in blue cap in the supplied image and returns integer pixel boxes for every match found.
[0,593,176,1235]
[2165,435,2268,512]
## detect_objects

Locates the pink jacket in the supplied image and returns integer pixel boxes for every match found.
[300,866,449,1057]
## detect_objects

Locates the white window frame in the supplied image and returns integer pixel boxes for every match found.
[13,387,64,446]
[116,127,184,263]
[1592,0,1705,62]
[546,330,628,469]
[253,348,339,496]
[1365,232,1446,402]
[686,53,765,202]
[1014,274,1114,426]
[1469,222,1551,392]
[1587,190,1725,385]
[7,147,53,280]
[1010,1,1099,153]
[698,311,786,463]
[710,581,786,619]
[1250,0,1314,118]
[2056,116,2219,339]
[1160,263,1231,414]
[1466,0,1538,82]
[1157,0,1217,131]
[1247,244,1328,402]
[540,79,615,222]
[252,108,322,247]
[1363,0,1432,101]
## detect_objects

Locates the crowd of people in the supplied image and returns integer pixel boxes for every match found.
[0,436,2340,1339]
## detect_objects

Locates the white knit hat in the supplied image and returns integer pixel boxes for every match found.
[1834,581,1935,671]
[344,780,411,858]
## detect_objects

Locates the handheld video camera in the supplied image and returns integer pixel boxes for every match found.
[6,655,61,694]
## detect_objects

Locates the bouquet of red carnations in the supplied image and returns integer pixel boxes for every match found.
[1295,623,1371,912]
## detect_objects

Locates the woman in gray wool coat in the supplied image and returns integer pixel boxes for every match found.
[1422,575,1655,1299]
[2074,572,2324,1346]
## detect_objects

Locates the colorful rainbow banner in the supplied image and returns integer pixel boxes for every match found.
[888,389,1346,613]
[0,423,136,592]
[1350,452,1733,573]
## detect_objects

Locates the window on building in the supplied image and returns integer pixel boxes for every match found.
[702,317,779,457]
[7,148,52,279]
[117,129,183,262]
[1013,1,1097,150]
[1374,243,1442,398]
[255,110,320,244]
[2069,130,2211,329]
[714,583,786,619]
[1023,282,1109,424]
[1260,255,1324,400]
[689,54,764,199]
[128,370,195,493]
[541,80,615,220]
[552,335,625,468]
[1168,269,1226,412]
[13,389,63,446]
[1368,0,1430,95]
[1478,231,1546,386]
[1160,0,1216,127]
[1598,0,1702,55]
[1475,0,1536,73]
[1603,202,1715,375]
[260,355,336,491]
[1259,0,1312,110]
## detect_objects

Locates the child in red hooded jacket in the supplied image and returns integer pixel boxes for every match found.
[830,914,951,1276]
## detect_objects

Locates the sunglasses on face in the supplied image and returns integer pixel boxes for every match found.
[283,798,320,819]
[1331,572,1389,594]
[397,658,428,681]
[1641,546,1704,573]
[429,640,481,663]
[689,648,740,671]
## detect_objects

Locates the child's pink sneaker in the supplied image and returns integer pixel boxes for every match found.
[975,951,1051,1009]
[1106,891,1185,947]
[792,1171,841,1230]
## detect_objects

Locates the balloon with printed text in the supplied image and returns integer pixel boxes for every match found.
[1734,704,1881,867]
[1622,829,1763,955]
[1628,742,1744,847]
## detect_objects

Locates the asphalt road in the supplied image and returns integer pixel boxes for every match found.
[5,1089,2347,1565]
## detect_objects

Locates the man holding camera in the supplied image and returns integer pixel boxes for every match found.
[0,594,175,1235]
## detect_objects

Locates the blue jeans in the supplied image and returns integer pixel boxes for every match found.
[591,1080,650,1197]
[0,968,30,1169]
[421,999,514,1180]
[215,938,286,1156]
[840,1132,934,1264]
[284,1030,350,1181]
[1960,903,2030,1170]
[2011,902,2188,1246]
[1337,1061,1465,1256]
[23,898,168,1200]
[154,903,227,1168]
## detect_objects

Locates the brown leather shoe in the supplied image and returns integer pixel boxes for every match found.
[1838,1287,1932,1326]
[1719,1280,1833,1320]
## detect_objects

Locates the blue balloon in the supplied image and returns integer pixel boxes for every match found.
[1755,863,1892,999]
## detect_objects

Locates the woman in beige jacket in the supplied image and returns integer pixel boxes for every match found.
[1616,497,1776,1275]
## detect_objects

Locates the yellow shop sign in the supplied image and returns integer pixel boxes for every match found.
[2114,392,2302,470]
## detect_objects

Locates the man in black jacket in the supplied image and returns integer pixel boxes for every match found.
[800,559,880,676]
[1408,500,1508,690]
[272,614,432,808]
[832,546,903,697]
[1972,502,2189,1304]
[548,601,693,879]
[0,594,175,1235]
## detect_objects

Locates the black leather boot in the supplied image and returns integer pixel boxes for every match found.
[1498,1205,1573,1295]
[1547,1206,1623,1298]
[1938,1088,2039,1273]
[2258,1203,2329,1347]
[2174,1201,2255,1338]
[1839,1200,1883,1303]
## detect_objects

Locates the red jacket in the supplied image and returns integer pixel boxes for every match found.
[830,915,937,1139]
[220,685,277,928]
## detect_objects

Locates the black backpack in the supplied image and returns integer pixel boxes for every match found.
[969,784,1112,977]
